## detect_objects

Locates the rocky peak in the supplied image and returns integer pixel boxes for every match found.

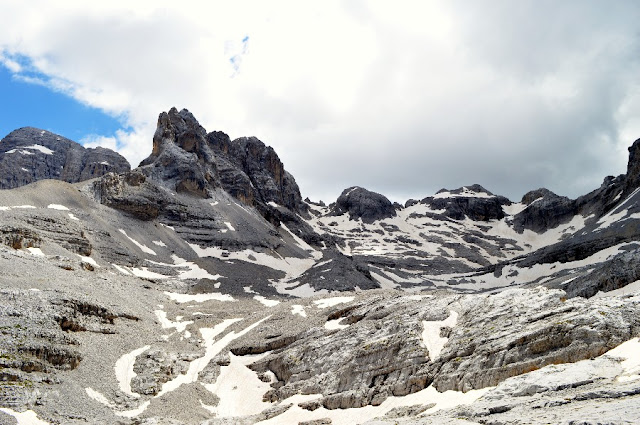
[331,186,397,223]
[421,184,510,221]
[0,127,130,189]
[138,108,306,215]
[623,137,640,195]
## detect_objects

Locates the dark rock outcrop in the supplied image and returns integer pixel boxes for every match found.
[421,184,510,221]
[331,186,397,223]
[0,127,130,189]
[513,188,576,233]
[139,108,307,217]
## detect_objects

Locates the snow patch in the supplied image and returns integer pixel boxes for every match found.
[204,352,272,417]
[0,408,49,425]
[224,221,236,231]
[47,204,69,211]
[325,318,349,330]
[313,296,354,309]
[68,213,79,221]
[78,255,98,267]
[152,240,167,247]
[254,295,280,307]
[114,346,150,398]
[22,144,54,155]
[118,229,156,256]
[164,291,235,303]
[422,310,458,360]
[291,304,307,317]
[26,247,44,257]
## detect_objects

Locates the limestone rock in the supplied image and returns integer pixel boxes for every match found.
[331,186,397,223]
[0,127,130,189]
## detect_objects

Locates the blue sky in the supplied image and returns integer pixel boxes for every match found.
[0,65,122,142]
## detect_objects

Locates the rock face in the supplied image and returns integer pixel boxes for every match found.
[139,108,307,217]
[0,127,130,189]
[331,186,397,223]
[513,188,576,233]
[420,185,510,221]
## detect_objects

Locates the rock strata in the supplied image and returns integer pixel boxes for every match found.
[0,127,130,189]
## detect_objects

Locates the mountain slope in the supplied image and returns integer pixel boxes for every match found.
[0,110,639,424]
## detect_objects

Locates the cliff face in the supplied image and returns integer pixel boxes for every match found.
[139,107,306,215]
[0,127,130,189]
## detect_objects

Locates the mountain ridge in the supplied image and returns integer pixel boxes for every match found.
[0,109,640,424]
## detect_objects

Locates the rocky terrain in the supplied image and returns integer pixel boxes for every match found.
[0,108,639,424]
[0,127,130,189]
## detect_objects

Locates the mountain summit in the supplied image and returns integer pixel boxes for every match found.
[0,127,130,189]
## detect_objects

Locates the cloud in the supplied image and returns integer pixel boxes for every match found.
[0,0,639,202]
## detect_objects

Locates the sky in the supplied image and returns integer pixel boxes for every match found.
[1,0,640,204]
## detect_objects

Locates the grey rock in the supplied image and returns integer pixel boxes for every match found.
[0,127,130,189]
[421,184,510,222]
[331,186,397,223]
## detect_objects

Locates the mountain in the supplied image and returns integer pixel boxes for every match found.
[0,110,639,425]
[0,127,131,188]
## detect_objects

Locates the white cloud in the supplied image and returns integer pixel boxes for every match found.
[0,0,639,202]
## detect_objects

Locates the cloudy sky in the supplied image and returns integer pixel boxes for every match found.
[1,1,640,203]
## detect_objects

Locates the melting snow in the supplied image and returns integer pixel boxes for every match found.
[164,291,235,303]
[254,295,280,307]
[152,240,167,247]
[204,352,272,417]
[291,304,307,317]
[606,338,640,382]
[26,247,45,257]
[422,310,458,360]
[155,310,194,333]
[255,383,488,425]
[267,201,279,208]
[78,255,98,267]
[22,144,54,155]
[325,318,349,330]
[0,408,49,425]
[156,317,266,397]
[313,296,354,309]
[47,204,69,211]
[118,229,156,256]
[114,345,150,398]
[224,221,236,231]
[68,213,79,221]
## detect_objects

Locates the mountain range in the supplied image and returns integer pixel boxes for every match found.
[0,108,639,425]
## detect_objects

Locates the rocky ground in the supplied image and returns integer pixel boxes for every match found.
[1,111,640,424]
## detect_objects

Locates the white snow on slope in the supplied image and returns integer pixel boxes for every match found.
[0,408,49,425]
[325,318,349,330]
[189,243,316,280]
[432,186,494,199]
[26,248,45,257]
[313,296,354,309]
[114,345,150,398]
[204,352,272,417]
[22,144,54,155]
[164,291,235,303]
[254,296,280,307]
[594,280,640,298]
[157,317,267,397]
[47,204,69,211]
[224,221,236,231]
[118,229,156,256]
[154,310,194,333]
[255,384,488,425]
[422,310,458,360]
[291,304,307,317]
